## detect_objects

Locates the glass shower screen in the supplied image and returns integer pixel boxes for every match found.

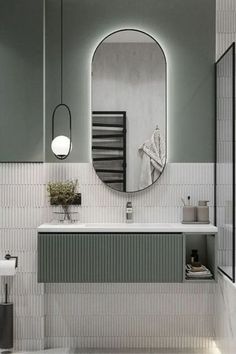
[216,43,235,282]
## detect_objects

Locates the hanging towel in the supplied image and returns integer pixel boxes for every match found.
[139,127,165,189]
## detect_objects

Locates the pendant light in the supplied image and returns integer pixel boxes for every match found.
[51,0,72,160]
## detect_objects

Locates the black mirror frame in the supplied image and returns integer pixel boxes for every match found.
[91,28,167,194]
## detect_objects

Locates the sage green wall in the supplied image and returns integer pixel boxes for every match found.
[46,0,215,162]
[0,0,43,162]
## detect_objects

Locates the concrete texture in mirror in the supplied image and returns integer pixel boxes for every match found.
[92,29,166,193]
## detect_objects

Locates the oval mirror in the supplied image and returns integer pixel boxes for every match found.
[92,29,167,193]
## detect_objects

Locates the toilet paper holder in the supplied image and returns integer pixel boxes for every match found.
[0,253,18,350]
[2,253,18,304]
[5,253,18,269]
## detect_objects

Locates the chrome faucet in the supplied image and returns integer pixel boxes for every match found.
[126,201,133,223]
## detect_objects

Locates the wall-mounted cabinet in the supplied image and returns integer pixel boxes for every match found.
[38,224,217,283]
[38,233,183,283]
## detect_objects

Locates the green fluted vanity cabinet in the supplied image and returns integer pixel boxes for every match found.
[38,233,183,283]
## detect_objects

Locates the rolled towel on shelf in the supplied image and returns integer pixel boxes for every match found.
[185,264,213,279]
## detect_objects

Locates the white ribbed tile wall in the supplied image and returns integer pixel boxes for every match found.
[214,273,236,354]
[44,282,216,349]
[216,0,236,58]
[0,162,215,351]
[0,163,45,351]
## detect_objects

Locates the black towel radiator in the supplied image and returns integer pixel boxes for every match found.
[92,111,127,192]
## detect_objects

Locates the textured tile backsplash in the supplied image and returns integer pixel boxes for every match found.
[44,162,215,224]
[214,273,236,354]
[0,162,216,351]
[216,0,236,58]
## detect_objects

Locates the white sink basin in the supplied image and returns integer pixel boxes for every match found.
[85,223,161,228]
[38,222,217,233]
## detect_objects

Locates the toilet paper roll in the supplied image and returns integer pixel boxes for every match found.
[0,260,16,276]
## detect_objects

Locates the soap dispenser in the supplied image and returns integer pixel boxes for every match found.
[197,200,209,223]
[126,201,133,223]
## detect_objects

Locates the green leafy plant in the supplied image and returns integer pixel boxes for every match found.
[47,179,78,206]
[47,180,79,221]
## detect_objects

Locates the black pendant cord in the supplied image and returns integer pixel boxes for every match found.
[60,0,63,104]
[51,0,72,160]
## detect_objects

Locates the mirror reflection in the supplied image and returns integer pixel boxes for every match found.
[92,29,166,193]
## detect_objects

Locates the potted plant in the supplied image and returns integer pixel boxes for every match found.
[47,179,81,222]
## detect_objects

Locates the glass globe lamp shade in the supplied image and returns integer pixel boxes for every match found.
[51,135,72,159]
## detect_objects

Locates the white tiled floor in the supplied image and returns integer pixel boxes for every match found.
[9,348,222,354]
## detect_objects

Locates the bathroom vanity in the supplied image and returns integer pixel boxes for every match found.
[37,223,217,283]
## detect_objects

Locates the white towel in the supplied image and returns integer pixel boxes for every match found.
[185,264,213,279]
[139,127,165,189]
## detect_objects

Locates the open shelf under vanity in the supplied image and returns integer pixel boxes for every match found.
[183,233,217,283]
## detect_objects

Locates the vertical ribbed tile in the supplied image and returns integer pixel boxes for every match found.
[0,163,45,351]
[0,162,215,350]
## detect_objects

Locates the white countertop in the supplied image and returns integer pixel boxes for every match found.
[38,223,218,233]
